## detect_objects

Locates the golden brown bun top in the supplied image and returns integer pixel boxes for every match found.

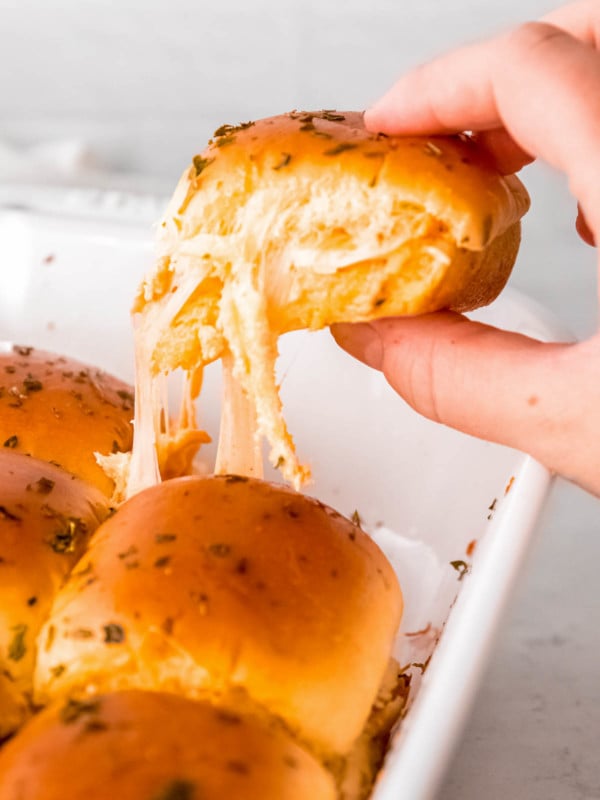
[160,110,528,260]
[35,476,402,756]
[130,112,529,490]
[0,452,108,701]
[0,345,134,496]
[0,690,336,800]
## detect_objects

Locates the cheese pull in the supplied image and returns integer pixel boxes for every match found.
[129,111,529,494]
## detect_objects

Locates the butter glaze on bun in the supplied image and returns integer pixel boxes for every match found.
[34,475,402,758]
[142,110,530,342]
[0,452,109,738]
[0,690,336,800]
[0,345,134,496]
[130,111,529,491]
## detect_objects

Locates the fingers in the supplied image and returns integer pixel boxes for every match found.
[543,0,600,46]
[365,35,504,135]
[365,22,600,237]
[332,316,600,494]
[332,314,558,446]
[472,129,534,175]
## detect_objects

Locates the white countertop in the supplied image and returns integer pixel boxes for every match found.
[443,480,600,800]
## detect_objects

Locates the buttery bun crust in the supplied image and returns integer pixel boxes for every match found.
[131,111,529,488]
[0,452,109,737]
[0,690,336,800]
[139,109,529,373]
[34,475,402,757]
[0,345,134,496]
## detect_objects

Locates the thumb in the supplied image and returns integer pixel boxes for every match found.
[332,313,594,484]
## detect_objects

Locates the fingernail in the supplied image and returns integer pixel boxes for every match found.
[331,322,383,370]
[576,206,596,247]
[363,103,386,131]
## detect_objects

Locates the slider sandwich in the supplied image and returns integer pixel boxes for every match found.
[128,110,529,496]
[0,347,132,736]
[34,475,404,797]
[0,691,337,800]
[0,346,134,497]
[0,452,109,739]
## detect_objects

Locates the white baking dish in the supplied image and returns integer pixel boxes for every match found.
[0,195,564,800]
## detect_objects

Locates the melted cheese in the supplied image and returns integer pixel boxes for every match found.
[127,214,322,497]
[126,199,435,497]
[123,132,459,498]
[125,199,438,497]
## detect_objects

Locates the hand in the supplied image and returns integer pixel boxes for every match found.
[332,0,600,496]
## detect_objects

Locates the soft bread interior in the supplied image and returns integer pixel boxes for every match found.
[126,111,528,496]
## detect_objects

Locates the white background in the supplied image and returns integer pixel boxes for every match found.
[0,1,599,798]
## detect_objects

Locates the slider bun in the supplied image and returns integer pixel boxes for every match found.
[0,345,134,496]
[132,111,529,486]
[0,452,108,737]
[0,690,336,800]
[139,109,529,373]
[35,475,402,756]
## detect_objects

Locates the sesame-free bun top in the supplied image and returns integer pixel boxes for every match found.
[0,452,108,737]
[137,110,529,350]
[0,690,336,800]
[0,345,134,496]
[130,111,529,490]
[34,475,402,757]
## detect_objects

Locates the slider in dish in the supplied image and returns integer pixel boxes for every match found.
[0,690,337,800]
[34,475,404,797]
[0,452,109,739]
[0,345,134,497]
